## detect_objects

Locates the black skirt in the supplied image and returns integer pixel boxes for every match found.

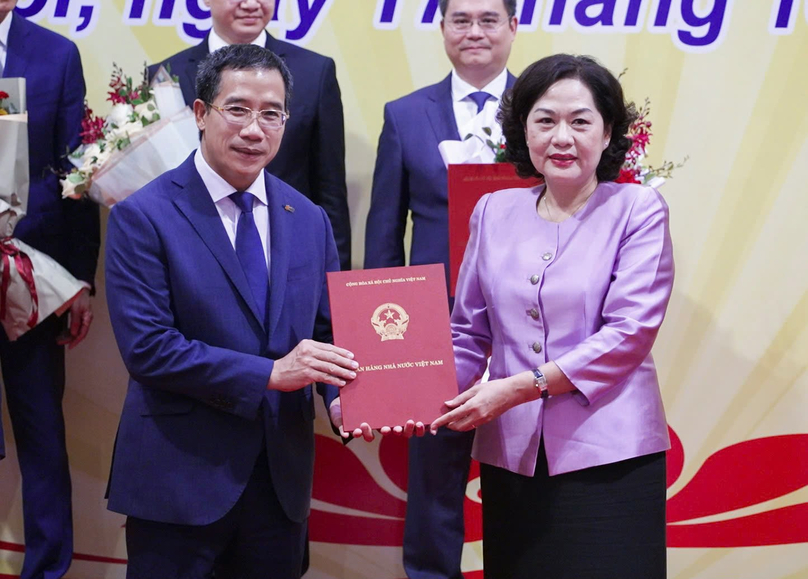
[480,442,667,579]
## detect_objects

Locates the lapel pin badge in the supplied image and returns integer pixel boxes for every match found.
[283,204,295,213]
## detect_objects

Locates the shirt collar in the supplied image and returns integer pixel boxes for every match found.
[451,67,509,104]
[0,11,12,49]
[208,28,267,53]
[194,148,268,206]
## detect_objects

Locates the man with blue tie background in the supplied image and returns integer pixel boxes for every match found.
[149,0,352,271]
[364,0,518,577]
[105,44,358,579]
[0,1,100,577]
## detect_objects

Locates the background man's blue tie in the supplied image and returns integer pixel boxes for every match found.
[230,191,268,325]
[468,91,493,114]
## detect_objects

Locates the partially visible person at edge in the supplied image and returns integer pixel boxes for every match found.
[0,2,100,578]
[149,0,352,271]
[431,53,674,579]
[364,0,518,576]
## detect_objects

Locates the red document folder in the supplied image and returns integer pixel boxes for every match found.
[327,264,458,430]
[448,163,542,296]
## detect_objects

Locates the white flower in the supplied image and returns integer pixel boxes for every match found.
[81,142,102,166]
[106,120,143,146]
[106,103,134,129]
[93,145,113,167]
[60,171,89,199]
[60,177,82,199]
[134,99,160,124]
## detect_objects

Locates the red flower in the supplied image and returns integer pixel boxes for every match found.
[615,167,641,184]
[107,89,127,105]
[0,90,9,100]
[80,105,105,144]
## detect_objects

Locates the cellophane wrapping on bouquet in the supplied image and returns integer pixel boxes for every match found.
[61,65,199,207]
[1,238,84,341]
[87,108,198,206]
[0,78,84,341]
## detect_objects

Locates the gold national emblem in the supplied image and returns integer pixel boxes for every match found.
[370,303,409,341]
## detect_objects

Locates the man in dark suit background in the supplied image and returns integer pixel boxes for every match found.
[149,0,351,271]
[364,0,518,577]
[0,1,100,577]
[105,44,360,579]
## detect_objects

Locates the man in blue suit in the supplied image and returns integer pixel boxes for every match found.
[105,45,359,579]
[364,0,517,577]
[149,0,351,271]
[0,3,99,578]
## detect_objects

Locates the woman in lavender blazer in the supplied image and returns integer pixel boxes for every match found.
[431,54,674,578]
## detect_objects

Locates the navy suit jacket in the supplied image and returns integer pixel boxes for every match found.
[148,33,351,270]
[364,73,515,288]
[3,12,99,285]
[105,154,339,525]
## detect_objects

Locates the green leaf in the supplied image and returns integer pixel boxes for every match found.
[67,171,85,184]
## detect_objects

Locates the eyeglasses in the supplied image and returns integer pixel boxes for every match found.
[444,15,510,32]
[206,103,289,130]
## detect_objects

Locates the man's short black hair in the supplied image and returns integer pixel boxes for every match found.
[196,44,293,113]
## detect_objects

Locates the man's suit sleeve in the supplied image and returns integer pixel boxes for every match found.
[105,199,270,420]
[364,103,409,269]
[58,41,100,285]
[310,57,351,270]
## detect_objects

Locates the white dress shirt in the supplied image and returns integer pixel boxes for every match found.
[194,149,271,279]
[208,28,267,52]
[450,67,509,134]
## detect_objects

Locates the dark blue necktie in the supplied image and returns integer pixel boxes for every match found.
[230,191,268,325]
[468,91,493,114]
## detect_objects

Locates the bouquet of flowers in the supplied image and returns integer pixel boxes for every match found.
[61,64,198,206]
[617,98,688,188]
[1,78,85,341]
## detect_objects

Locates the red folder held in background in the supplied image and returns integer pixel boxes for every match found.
[448,163,542,296]
[327,264,458,430]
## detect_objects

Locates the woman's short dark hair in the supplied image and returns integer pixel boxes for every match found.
[499,54,636,181]
[196,44,293,113]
